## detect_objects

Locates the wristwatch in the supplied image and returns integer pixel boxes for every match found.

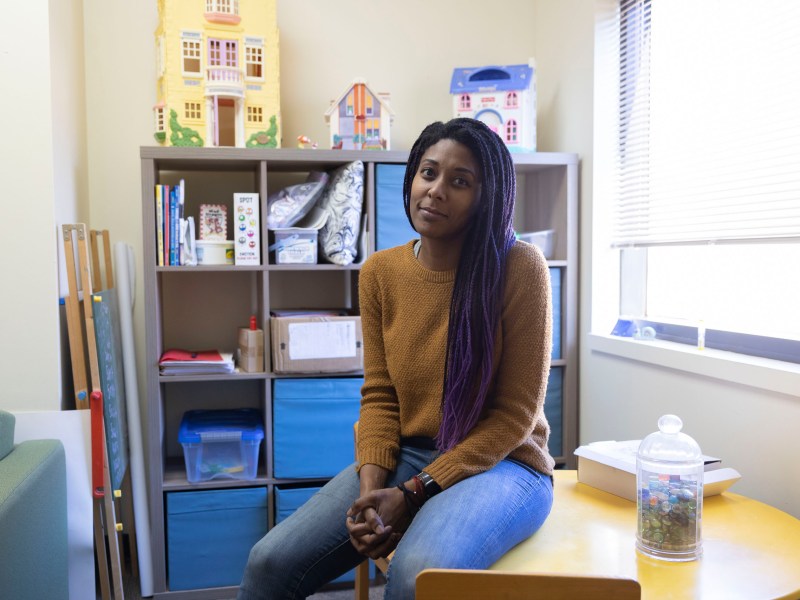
[417,471,442,498]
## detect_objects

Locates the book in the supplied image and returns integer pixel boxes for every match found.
[159,349,235,375]
[155,185,164,266]
[163,184,170,265]
[177,179,185,265]
[169,186,179,265]
[199,204,228,241]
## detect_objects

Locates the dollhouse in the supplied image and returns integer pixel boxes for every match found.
[450,61,536,151]
[324,79,394,150]
[153,0,281,148]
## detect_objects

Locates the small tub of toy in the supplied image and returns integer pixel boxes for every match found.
[196,240,234,265]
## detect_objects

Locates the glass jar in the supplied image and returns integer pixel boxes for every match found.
[636,414,703,561]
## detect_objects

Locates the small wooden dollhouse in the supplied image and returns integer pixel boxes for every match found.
[324,79,394,150]
[153,0,281,148]
[450,61,536,151]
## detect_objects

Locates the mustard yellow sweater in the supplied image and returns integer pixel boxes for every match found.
[356,240,555,489]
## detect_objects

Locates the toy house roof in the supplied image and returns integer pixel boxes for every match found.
[324,79,395,118]
[450,64,534,94]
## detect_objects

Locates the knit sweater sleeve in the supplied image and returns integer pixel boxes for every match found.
[355,254,401,472]
[424,243,553,488]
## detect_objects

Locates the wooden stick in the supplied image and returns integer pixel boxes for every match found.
[102,230,114,291]
[90,230,102,292]
[61,225,89,410]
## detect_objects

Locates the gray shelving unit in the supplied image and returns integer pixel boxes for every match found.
[140,146,579,598]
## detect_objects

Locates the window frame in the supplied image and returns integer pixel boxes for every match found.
[181,32,202,77]
[602,0,800,365]
[588,0,800,366]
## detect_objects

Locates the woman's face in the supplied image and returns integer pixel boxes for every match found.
[409,138,482,244]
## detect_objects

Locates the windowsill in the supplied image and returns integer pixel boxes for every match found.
[588,333,800,397]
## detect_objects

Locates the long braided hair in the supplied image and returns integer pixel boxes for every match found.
[403,118,517,452]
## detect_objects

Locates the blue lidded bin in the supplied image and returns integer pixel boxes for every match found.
[178,408,264,483]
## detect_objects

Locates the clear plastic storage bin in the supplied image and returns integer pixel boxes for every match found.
[178,409,264,483]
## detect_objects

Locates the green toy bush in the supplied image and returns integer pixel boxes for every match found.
[246,115,279,148]
[169,109,203,147]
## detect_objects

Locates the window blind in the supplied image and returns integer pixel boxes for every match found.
[611,0,800,248]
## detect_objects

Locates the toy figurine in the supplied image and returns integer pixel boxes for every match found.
[297,135,318,149]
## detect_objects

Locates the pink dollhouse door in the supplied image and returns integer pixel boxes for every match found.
[208,38,239,146]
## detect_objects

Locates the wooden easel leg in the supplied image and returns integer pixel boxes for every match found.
[94,500,112,600]
[121,472,140,581]
[77,224,125,600]
[103,445,125,599]
[62,225,90,410]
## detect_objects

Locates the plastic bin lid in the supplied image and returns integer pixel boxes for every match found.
[178,408,265,443]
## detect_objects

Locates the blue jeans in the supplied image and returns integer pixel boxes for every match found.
[238,446,553,600]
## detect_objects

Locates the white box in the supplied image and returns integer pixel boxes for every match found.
[234,193,260,266]
[574,440,741,501]
[272,228,318,264]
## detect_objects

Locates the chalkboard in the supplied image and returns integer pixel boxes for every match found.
[93,288,129,491]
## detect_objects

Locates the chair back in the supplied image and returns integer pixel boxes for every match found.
[416,568,641,600]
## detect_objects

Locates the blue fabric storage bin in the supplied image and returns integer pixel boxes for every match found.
[273,378,363,478]
[376,164,416,250]
[275,486,374,583]
[166,487,267,591]
[544,367,563,458]
[550,267,562,359]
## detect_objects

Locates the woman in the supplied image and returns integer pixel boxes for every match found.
[239,118,554,600]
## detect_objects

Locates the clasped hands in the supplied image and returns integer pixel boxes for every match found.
[346,485,412,559]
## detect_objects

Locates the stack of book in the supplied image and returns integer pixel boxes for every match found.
[159,349,235,376]
[155,179,190,266]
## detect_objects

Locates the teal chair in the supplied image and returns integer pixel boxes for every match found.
[0,410,69,600]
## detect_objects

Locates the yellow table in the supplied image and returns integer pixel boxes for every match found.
[491,471,800,600]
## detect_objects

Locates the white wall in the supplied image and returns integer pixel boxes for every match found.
[0,0,72,411]
[276,0,541,150]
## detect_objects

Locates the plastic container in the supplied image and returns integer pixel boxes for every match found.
[178,409,264,483]
[271,229,318,264]
[636,414,703,561]
[196,240,234,265]
[517,229,555,259]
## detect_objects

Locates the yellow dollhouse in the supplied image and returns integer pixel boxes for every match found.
[153,0,281,148]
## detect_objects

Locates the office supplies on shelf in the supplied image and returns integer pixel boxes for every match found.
[159,349,235,375]
[238,316,264,373]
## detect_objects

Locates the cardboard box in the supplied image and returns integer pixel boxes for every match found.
[574,440,741,501]
[270,315,363,373]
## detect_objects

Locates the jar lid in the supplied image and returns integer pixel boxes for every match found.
[637,414,702,463]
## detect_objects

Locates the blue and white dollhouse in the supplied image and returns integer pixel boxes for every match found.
[450,61,536,151]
